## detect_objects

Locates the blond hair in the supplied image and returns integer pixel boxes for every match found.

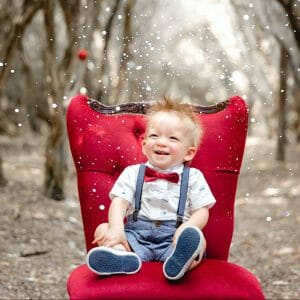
[146,97,203,148]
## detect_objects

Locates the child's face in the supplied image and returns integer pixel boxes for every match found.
[142,112,196,170]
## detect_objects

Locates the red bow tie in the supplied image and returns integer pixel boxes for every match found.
[144,166,179,184]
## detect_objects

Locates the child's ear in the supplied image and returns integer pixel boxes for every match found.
[184,147,197,162]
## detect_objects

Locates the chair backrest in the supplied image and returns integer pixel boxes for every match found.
[66,94,248,261]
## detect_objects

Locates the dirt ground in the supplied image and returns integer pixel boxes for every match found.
[0,132,299,299]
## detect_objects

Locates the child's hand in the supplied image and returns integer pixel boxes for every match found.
[92,224,130,251]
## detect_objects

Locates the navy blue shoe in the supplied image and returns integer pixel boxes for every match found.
[163,226,204,280]
[86,246,142,275]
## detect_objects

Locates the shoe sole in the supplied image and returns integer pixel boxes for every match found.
[86,246,142,275]
[163,226,204,280]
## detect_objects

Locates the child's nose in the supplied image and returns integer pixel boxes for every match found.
[156,137,167,146]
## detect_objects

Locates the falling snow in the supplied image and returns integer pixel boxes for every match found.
[0,0,299,299]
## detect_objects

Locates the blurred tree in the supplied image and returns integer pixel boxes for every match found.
[95,0,121,104]
[278,0,300,48]
[273,0,300,160]
[0,0,99,199]
[277,45,288,161]
[231,0,300,161]
[0,1,43,88]
[0,0,299,197]
[274,0,299,160]
[0,154,6,186]
[42,0,67,200]
[114,0,135,103]
[0,0,44,185]
[41,0,97,200]
[0,0,43,134]
[278,0,300,144]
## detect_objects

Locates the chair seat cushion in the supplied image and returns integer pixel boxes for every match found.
[67,260,264,300]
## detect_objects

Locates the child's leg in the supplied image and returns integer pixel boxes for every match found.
[87,223,141,275]
[187,236,206,271]
[86,246,142,275]
[163,226,205,280]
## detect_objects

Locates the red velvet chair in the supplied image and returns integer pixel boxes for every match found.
[66,94,265,300]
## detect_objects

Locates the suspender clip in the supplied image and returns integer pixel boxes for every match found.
[176,215,183,228]
[133,210,139,222]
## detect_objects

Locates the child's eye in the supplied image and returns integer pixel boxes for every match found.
[170,136,179,141]
[148,134,158,138]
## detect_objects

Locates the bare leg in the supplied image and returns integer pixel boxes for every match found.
[188,236,206,270]
[163,226,206,280]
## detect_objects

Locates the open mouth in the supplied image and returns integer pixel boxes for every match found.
[154,150,169,155]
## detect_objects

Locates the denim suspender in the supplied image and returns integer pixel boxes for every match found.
[132,163,190,228]
[132,164,146,222]
[176,165,190,228]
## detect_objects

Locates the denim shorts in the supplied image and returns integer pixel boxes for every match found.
[124,216,177,262]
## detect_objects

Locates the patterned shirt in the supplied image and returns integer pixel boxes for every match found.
[109,162,216,222]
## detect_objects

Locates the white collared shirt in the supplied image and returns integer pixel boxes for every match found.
[109,162,216,222]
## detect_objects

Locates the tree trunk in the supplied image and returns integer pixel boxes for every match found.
[44,118,67,200]
[114,0,134,104]
[96,0,121,103]
[0,153,6,186]
[276,46,288,161]
[0,1,42,88]
[296,90,300,142]
[0,2,42,135]
[19,43,41,133]
[43,0,67,200]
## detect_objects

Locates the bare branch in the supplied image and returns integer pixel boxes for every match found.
[0,1,43,87]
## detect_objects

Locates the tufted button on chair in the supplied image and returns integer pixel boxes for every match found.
[66,94,265,300]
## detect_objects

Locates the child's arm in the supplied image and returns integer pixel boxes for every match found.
[173,206,209,244]
[93,196,130,251]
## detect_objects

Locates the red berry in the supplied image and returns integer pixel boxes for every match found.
[78,49,88,60]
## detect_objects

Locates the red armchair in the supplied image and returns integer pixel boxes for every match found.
[66,94,265,299]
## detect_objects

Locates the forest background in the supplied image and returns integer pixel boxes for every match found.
[0,0,299,299]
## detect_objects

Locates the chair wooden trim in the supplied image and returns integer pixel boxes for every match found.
[88,98,229,115]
